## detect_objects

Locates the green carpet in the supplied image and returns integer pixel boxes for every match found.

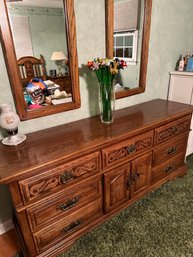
[13,155,193,257]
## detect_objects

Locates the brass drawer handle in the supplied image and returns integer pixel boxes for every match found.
[127,144,136,154]
[167,146,177,155]
[60,170,74,184]
[61,220,81,234]
[58,196,80,211]
[164,164,174,173]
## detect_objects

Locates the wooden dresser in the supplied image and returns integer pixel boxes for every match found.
[48,75,71,93]
[0,99,192,257]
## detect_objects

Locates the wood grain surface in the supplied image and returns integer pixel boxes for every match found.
[0,99,192,183]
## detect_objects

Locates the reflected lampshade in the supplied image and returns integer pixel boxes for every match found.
[50,51,67,61]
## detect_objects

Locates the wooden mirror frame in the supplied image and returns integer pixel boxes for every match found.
[106,0,152,99]
[0,0,80,120]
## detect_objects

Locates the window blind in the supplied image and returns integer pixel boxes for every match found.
[114,0,139,32]
[9,16,33,59]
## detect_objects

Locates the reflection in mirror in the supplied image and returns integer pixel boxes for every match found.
[114,0,143,91]
[0,0,80,120]
[106,0,152,99]
[6,0,72,109]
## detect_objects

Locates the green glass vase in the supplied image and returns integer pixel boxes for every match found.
[99,81,115,124]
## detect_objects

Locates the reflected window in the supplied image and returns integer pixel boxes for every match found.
[114,0,140,65]
[113,31,138,64]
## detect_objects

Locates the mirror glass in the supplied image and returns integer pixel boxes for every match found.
[114,0,143,92]
[0,0,80,120]
[106,0,152,99]
[6,0,72,109]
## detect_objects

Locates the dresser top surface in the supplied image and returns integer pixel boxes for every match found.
[0,99,192,183]
[170,71,193,76]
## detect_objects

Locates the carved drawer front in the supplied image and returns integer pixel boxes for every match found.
[102,130,153,168]
[19,152,101,204]
[153,133,188,166]
[151,153,185,185]
[27,175,102,232]
[154,115,191,146]
[33,198,103,253]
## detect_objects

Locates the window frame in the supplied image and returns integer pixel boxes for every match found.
[113,30,138,65]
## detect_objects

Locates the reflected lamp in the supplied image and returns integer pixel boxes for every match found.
[50,51,67,76]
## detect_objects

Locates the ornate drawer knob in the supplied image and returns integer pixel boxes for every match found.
[126,176,132,189]
[58,196,80,211]
[127,144,136,154]
[126,172,141,189]
[131,172,141,181]
[60,170,74,184]
[172,126,179,134]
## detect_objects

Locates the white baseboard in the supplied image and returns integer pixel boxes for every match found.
[0,219,14,235]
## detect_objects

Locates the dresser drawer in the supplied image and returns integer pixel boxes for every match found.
[62,77,71,93]
[19,152,101,204]
[33,198,102,253]
[154,115,191,145]
[102,130,153,168]
[48,76,71,93]
[151,153,185,185]
[27,175,102,231]
[153,133,188,166]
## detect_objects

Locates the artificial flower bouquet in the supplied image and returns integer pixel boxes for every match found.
[87,58,127,123]
[87,57,127,84]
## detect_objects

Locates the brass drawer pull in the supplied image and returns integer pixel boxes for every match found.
[167,146,177,155]
[164,164,174,173]
[58,196,80,211]
[61,220,81,234]
[60,170,74,184]
[127,144,136,154]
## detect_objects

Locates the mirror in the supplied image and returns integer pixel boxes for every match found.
[0,0,80,120]
[106,0,152,99]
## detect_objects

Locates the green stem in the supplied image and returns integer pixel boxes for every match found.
[100,81,114,123]
[94,67,116,123]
